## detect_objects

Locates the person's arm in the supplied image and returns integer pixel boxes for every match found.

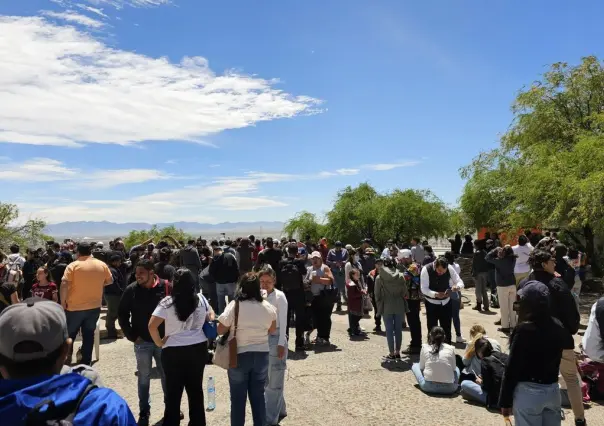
[276,293,288,348]
[51,285,58,303]
[375,276,383,305]
[315,266,334,285]
[420,266,436,299]
[60,263,73,309]
[449,265,464,291]
[217,301,234,335]
[268,319,277,335]
[499,327,527,408]
[10,288,19,304]
[118,286,137,342]
[148,316,165,348]
[484,249,501,266]
[480,359,493,392]
[103,264,113,286]
[419,346,426,370]
[326,250,335,268]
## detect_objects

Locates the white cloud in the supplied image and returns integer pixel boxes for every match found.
[165,159,178,165]
[74,4,109,18]
[0,157,172,187]
[0,16,320,147]
[363,161,420,171]
[213,197,288,211]
[335,168,360,176]
[41,10,105,28]
[54,0,169,9]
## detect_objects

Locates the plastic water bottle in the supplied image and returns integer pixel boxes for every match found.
[207,376,216,411]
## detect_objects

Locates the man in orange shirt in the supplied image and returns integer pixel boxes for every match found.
[61,242,113,365]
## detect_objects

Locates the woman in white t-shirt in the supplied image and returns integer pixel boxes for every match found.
[411,326,459,395]
[148,268,210,426]
[218,272,277,426]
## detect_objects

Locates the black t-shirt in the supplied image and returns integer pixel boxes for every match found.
[0,282,17,312]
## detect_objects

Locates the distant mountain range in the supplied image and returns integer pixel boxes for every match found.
[44,221,285,237]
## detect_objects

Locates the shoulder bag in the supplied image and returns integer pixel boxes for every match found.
[200,296,218,340]
[213,300,239,369]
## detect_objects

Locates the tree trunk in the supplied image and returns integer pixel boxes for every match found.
[584,224,601,277]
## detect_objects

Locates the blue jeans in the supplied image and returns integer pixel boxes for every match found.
[216,282,236,315]
[450,292,462,337]
[266,332,287,425]
[134,341,166,416]
[383,313,403,353]
[513,382,561,426]
[460,380,487,405]
[228,351,269,426]
[333,271,346,305]
[411,363,459,395]
[65,308,101,365]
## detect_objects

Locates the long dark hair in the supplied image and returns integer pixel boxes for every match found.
[235,272,263,302]
[166,268,199,321]
[428,326,446,354]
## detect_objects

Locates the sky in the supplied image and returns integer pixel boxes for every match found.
[1,0,604,225]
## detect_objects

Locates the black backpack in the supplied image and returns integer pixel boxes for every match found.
[25,383,97,425]
[279,260,303,292]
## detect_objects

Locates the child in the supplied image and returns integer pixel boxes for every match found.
[30,266,58,302]
[346,268,367,336]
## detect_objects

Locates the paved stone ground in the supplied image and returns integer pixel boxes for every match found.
[87,292,604,426]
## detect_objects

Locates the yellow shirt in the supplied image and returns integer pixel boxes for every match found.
[63,256,112,311]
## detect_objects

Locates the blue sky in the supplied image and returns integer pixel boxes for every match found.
[1,0,603,224]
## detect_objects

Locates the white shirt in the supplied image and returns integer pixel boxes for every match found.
[582,301,604,363]
[266,288,288,347]
[152,293,208,349]
[218,299,277,353]
[419,343,457,384]
[512,244,533,274]
[420,263,465,305]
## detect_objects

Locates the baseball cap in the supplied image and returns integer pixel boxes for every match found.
[0,298,68,362]
[400,249,412,259]
[335,241,343,247]
[310,251,322,259]
[518,280,550,301]
[345,244,354,251]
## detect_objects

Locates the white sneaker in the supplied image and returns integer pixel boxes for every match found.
[456,335,467,343]
[304,332,312,346]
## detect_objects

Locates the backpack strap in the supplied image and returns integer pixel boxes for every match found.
[25,383,97,425]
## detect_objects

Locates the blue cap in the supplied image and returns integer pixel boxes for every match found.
[517,280,550,301]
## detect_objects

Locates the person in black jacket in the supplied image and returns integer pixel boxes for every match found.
[256,237,283,272]
[179,240,202,292]
[277,243,309,351]
[117,259,169,426]
[499,281,577,426]
[485,246,517,333]
[518,251,585,426]
[471,240,491,312]
[460,338,508,408]
[209,246,239,315]
[105,254,126,338]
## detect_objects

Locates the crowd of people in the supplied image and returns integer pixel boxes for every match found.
[0,229,599,426]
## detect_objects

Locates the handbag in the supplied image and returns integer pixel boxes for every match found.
[213,300,239,370]
[200,296,217,340]
[363,295,373,312]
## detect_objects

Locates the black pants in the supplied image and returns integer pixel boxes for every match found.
[284,289,307,347]
[370,292,382,328]
[424,300,453,344]
[406,299,422,347]
[161,342,208,426]
[348,313,362,334]
[312,292,334,340]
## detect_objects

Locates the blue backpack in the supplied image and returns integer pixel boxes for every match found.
[25,383,96,425]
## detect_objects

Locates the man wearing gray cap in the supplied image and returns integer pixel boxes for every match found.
[0,298,136,425]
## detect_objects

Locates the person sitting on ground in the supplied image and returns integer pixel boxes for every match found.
[411,326,459,394]
[499,281,576,426]
[458,324,502,382]
[345,268,367,337]
[0,298,136,424]
[460,338,508,408]
[30,266,58,302]
[375,257,408,359]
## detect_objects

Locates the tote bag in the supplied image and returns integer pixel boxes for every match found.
[214,300,239,370]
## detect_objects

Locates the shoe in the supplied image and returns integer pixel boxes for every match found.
[322,339,331,346]
[304,332,312,346]
[106,328,118,339]
[483,307,490,312]
[472,304,481,311]
[295,345,305,352]
[494,319,501,326]
[137,413,150,426]
[360,326,366,332]
[575,419,587,426]
[456,335,467,343]
[373,326,383,333]
[402,346,421,355]
[395,353,401,359]
[497,327,511,334]
[385,354,397,360]
[402,323,408,329]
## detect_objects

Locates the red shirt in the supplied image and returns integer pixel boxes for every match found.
[31,282,58,301]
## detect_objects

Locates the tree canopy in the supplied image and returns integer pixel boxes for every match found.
[284,183,451,248]
[122,225,192,250]
[0,202,47,251]
[459,56,604,271]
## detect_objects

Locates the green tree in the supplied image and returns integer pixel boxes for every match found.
[460,56,604,273]
[283,211,326,242]
[0,202,48,252]
[123,225,192,250]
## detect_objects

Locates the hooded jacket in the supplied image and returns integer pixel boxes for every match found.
[374,266,408,316]
[179,245,202,274]
[0,372,136,425]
